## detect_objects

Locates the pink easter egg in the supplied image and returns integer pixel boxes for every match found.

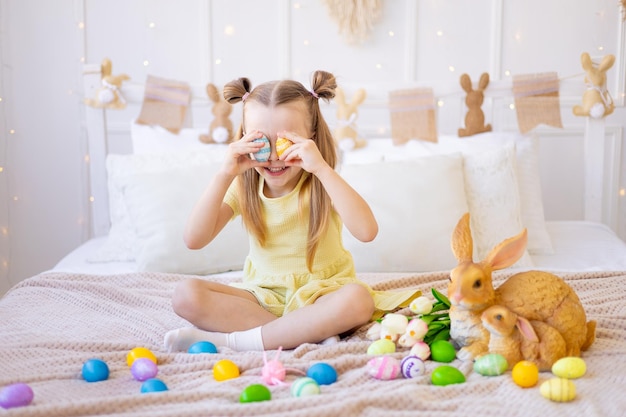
[366,356,400,380]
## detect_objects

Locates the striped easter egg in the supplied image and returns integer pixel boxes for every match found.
[367,356,400,380]
[276,137,293,157]
[291,377,321,397]
[251,136,271,161]
[400,355,425,378]
[540,378,576,402]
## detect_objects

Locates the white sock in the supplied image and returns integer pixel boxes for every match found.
[320,335,340,345]
[164,326,265,352]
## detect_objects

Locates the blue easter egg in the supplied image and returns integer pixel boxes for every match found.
[188,341,218,354]
[306,363,337,385]
[140,378,168,393]
[131,357,159,381]
[82,358,110,382]
[251,136,271,161]
[0,383,34,409]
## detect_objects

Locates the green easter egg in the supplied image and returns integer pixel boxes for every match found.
[367,339,396,355]
[430,340,456,363]
[240,384,271,403]
[431,365,466,386]
[473,353,508,376]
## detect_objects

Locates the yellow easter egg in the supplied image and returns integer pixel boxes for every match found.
[127,347,157,367]
[551,357,586,379]
[511,360,539,388]
[213,359,240,381]
[367,339,396,355]
[540,378,576,402]
[276,137,293,157]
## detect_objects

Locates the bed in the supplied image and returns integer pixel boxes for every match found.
[2,68,626,416]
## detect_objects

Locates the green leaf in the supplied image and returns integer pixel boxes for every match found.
[431,288,451,308]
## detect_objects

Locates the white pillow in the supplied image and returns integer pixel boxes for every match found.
[438,133,553,255]
[122,165,248,274]
[90,148,228,263]
[339,154,469,272]
[460,144,533,267]
[131,122,212,154]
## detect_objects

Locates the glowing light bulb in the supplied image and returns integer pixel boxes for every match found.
[303,40,310,46]
[148,22,156,29]
[293,3,301,9]
[224,25,235,36]
[77,22,85,29]
[376,63,383,69]
[0,97,3,102]
[505,70,511,76]
[619,188,625,197]
[515,33,522,41]
[437,100,444,107]
[89,196,95,203]
[509,103,516,110]
[215,58,222,65]
[598,46,604,51]
[0,167,3,172]
[143,60,150,66]
[436,30,443,37]
[388,31,395,37]
[448,66,455,72]
[9,129,15,134]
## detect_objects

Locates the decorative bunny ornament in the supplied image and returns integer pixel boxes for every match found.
[481,305,567,371]
[334,87,367,152]
[572,52,615,119]
[199,83,234,144]
[84,58,130,110]
[447,213,595,361]
[458,73,492,137]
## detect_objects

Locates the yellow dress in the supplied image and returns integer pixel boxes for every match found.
[224,173,419,317]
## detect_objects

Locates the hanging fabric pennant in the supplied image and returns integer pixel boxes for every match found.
[388,88,437,144]
[512,72,563,134]
[136,75,192,134]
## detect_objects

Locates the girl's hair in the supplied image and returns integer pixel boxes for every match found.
[223,70,338,271]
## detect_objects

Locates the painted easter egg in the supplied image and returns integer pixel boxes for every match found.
[400,355,425,378]
[276,137,293,157]
[410,341,431,361]
[213,359,240,381]
[131,357,158,382]
[367,356,400,380]
[431,365,466,386]
[140,378,168,393]
[251,136,271,161]
[551,357,586,379]
[0,383,34,409]
[82,358,110,382]
[291,377,321,397]
[511,360,539,388]
[367,339,396,355]
[306,363,337,385]
[540,378,576,402]
[240,384,272,403]
[473,353,509,376]
[127,347,157,367]
[430,340,456,363]
[188,341,218,354]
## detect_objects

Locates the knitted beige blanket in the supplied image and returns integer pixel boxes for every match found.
[1,270,625,416]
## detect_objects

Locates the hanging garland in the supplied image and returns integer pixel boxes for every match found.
[322,0,383,44]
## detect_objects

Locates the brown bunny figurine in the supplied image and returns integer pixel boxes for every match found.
[458,73,492,137]
[334,87,367,152]
[481,304,567,371]
[199,83,233,144]
[448,213,595,361]
[572,52,615,119]
[84,58,130,110]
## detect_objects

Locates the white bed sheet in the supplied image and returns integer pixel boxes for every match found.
[52,221,626,275]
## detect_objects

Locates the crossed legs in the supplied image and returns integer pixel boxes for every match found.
[164,278,375,352]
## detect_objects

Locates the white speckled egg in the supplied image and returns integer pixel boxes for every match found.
[473,353,508,376]
[540,378,576,402]
[551,357,586,379]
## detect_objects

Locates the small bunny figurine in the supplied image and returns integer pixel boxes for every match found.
[481,305,567,371]
[334,87,367,152]
[199,83,233,144]
[448,213,595,361]
[458,73,492,137]
[84,58,130,110]
[573,52,615,119]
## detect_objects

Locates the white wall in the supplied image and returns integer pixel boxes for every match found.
[1,0,625,295]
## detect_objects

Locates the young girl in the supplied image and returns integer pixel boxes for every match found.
[164,70,418,352]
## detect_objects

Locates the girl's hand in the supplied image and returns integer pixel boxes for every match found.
[278,131,330,176]
[222,130,269,176]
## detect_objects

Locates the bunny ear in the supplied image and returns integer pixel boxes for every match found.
[350,89,367,106]
[206,83,220,103]
[335,87,346,105]
[580,52,593,71]
[516,316,539,343]
[478,73,490,91]
[598,54,615,72]
[100,58,112,77]
[483,228,528,271]
[459,74,472,93]
[451,213,474,263]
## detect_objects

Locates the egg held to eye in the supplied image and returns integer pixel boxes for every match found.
[276,137,293,157]
[251,136,271,162]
